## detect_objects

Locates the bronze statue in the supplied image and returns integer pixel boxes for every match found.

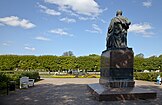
[106,10,131,49]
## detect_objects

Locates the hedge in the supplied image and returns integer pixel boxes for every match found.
[0,73,11,89]
[134,72,162,81]
[0,71,40,89]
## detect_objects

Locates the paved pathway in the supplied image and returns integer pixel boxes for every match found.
[0,78,162,105]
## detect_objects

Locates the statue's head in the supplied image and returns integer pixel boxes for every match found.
[116,10,122,16]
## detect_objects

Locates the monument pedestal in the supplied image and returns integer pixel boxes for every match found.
[99,48,135,88]
[88,48,156,101]
[88,83,156,101]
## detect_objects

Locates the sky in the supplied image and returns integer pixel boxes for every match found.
[0,0,162,58]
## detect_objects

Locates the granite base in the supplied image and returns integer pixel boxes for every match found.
[87,83,157,101]
[99,78,135,88]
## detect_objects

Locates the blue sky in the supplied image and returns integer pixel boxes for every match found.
[0,0,162,58]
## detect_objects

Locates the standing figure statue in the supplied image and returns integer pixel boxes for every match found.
[106,10,131,49]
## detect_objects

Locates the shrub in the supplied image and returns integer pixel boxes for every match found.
[134,72,162,81]
[0,71,40,89]
[0,72,12,89]
[19,71,40,80]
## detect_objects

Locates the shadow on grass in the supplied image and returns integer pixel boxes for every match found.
[0,82,162,105]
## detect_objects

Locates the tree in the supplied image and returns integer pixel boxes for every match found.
[76,55,100,72]
[149,55,157,58]
[135,53,144,58]
[38,55,59,72]
[59,56,75,71]
[62,51,74,56]
[0,55,20,71]
[89,54,100,57]
[159,54,162,58]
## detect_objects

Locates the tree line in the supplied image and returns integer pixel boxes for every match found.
[0,54,162,72]
[134,54,162,72]
[0,54,100,72]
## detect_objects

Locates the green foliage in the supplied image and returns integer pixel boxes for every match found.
[0,54,162,72]
[134,55,162,71]
[0,55,100,72]
[135,53,144,58]
[76,55,100,72]
[159,54,162,58]
[0,71,40,89]
[134,57,145,71]
[0,55,20,71]
[20,71,39,80]
[0,72,10,89]
[62,51,74,56]
[83,74,100,78]
[134,72,162,81]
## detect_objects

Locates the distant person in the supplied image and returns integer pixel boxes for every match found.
[157,75,161,85]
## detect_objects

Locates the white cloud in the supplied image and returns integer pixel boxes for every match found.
[0,16,35,29]
[2,41,13,46]
[49,28,73,36]
[58,7,79,17]
[129,23,154,37]
[79,17,89,21]
[92,24,102,33]
[86,30,98,34]
[38,3,61,16]
[45,0,103,17]
[142,0,152,8]
[24,46,36,51]
[58,7,96,21]
[86,24,102,34]
[35,36,50,41]
[2,43,9,46]
[59,17,76,23]
[78,16,96,21]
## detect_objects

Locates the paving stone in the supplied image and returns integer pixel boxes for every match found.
[0,78,162,105]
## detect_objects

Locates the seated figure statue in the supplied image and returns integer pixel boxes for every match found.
[106,10,131,49]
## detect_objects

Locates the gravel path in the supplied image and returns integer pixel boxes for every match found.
[0,78,162,105]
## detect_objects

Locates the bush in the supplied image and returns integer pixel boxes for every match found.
[19,71,40,80]
[0,73,8,89]
[0,71,40,89]
[0,72,13,89]
[12,71,40,85]
[134,72,162,81]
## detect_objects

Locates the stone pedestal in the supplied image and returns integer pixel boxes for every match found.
[88,83,156,101]
[87,48,157,101]
[99,48,135,88]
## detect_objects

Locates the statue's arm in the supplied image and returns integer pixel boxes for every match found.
[126,18,131,25]
[123,18,131,29]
